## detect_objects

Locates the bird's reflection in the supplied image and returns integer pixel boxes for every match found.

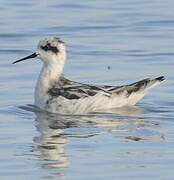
[19,105,164,170]
[31,106,142,169]
[34,112,69,168]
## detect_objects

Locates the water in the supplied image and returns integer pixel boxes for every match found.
[0,0,174,179]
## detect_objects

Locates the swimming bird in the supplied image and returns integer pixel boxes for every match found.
[13,37,165,114]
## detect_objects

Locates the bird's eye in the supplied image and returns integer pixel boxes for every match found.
[41,45,49,51]
[41,43,59,54]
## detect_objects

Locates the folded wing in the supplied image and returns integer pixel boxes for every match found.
[47,76,165,100]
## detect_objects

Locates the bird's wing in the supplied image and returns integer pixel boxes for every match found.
[47,76,164,100]
[47,77,114,100]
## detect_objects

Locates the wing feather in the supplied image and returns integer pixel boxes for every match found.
[47,77,113,100]
[47,77,153,100]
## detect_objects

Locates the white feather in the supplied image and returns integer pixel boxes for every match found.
[15,37,164,114]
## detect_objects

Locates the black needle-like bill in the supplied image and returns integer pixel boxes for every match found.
[12,52,37,64]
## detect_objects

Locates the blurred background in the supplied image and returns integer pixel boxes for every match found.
[0,0,174,179]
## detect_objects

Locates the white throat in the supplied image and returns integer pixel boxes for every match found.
[34,56,65,108]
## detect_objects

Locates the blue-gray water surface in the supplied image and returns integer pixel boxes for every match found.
[0,0,174,179]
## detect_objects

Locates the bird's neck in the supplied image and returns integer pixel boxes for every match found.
[35,59,65,108]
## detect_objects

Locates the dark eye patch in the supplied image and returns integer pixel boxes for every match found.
[41,43,59,54]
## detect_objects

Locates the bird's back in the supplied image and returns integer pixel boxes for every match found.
[44,76,165,114]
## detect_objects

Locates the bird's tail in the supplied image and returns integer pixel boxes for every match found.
[146,76,165,90]
[130,76,165,92]
[122,76,165,106]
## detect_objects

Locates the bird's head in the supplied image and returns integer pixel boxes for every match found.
[13,37,66,65]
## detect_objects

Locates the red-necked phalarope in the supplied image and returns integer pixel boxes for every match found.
[13,37,165,114]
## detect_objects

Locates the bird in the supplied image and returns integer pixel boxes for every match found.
[13,37,165,114]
